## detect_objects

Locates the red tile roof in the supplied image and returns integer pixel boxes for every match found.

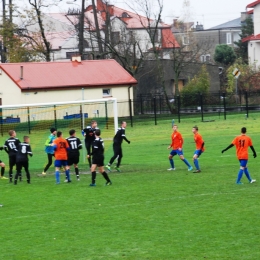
[242,34,260,42]
[247,0,260,8]
[162,28,180,48]
[0,59,137,91]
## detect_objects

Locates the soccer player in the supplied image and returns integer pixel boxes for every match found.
[221,127,256,184]
[192,126,205,173]
[167,125,193,171]
[14,136,33,185]
[0,147,7,180]
[42,127,57,175]
[66,129,82,181]
[90,129,112,186]
[4,130,21,182]
[53,131,71,184]
[82,120,98,168]
[106,121,130,172]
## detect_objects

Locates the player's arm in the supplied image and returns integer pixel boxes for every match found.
[45,137,52,146]
[250,146,257,158]
[3,142,9,154]
[221,144,234,153]
[27,145,33,157]
[78,139,82,150]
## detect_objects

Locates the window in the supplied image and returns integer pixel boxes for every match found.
[226,32,232,44]
[182,35,189,45]
[151,29,159,42]
[200,54,211,62]
[111,32,120,45]
[103,89,111,97]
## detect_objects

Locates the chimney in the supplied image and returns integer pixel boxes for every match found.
[196,22,204,31]
[240,12,248,22]
[71,55,82,62]
[20,66,23,80]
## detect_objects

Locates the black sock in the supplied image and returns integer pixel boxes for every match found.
[102,171,111,182]
[1,167,5,176]
[75,167,79,177]
[91,171,96,184]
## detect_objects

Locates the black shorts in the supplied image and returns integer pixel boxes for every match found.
[67,154,80,166]
[92,155,104,167]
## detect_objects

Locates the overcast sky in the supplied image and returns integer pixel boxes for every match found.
[1,0,253,29]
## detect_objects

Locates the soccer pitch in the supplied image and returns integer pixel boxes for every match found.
[1,114,260,259]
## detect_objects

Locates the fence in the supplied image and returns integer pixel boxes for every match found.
[129,91,260,125]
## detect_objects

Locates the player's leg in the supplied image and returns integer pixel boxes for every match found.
[14,162,22,185]
[0,161,7,179]
[85,141,92,168]
[24,162,30,184]
[64,162,71,183]
[179,152,193,171]
[193,151,201,173]
[9,156,15,182]
[43,153,53,174]
[107,143,118,166]
[168,150,176,170]
[236,160,245,184]
[241,160,255,183]
[54,160,61,184]
[116,146,123,169]
[90,162,97,186]
[74,156,80,180]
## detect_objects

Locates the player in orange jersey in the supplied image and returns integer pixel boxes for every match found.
[192,126,205,173]
[222,127,256,184]
[52,131,71,184]
[167,125,193,171]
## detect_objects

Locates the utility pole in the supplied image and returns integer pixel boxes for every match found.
[78,0,85,60]
[1,0,6,63]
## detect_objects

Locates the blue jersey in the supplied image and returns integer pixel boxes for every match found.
[45,134,56,154]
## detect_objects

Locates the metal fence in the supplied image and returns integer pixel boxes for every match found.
[125,91,260,125]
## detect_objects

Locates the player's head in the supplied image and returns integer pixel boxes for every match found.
[121,121,127,128]
[69,129,76,136]
[95,129,101,136]
[50,127,57,135]
[57,131,62,137]
[9,130,16,137]
[91,120,97,128]
[192,126,198,134]
[241,127,247,134]
[173,125,178,131]
[24,136,30,143]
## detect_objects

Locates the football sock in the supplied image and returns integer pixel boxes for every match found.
[1,167,5,176]
[183,159,191,167]
[117,157,122,168]
[169,159,174,168]
[102,171,111,182]
[88,157,91,168]
[55,171,60,183]
[244,168,252,181]
[65,169,70,181]
[236,169,244,183]
[75,167,79,178]
[91,171,96,184]
[194,159,200,170]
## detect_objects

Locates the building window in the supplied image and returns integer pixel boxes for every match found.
[151,29,159,42]
[111,31,120,45]
[103,89,111,97]
[200,54,211,62]
[226,32,232,44]
[182,35,189,45]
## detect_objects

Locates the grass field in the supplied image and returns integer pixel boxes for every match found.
[1,114,260,259]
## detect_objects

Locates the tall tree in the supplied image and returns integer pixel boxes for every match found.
[234,16,254,64]
[214,44,236,66]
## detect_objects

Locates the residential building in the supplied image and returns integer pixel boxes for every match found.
[242,0,260,67]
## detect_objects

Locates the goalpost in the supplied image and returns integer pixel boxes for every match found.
[0,98,119,171]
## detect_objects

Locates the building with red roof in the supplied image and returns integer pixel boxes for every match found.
[242,0,260,67]
[0,59,137,117]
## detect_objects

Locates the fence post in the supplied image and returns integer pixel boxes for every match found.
[245,91,249,118]
[129,98,133,127]
[140,94,143,114]
[27,107,31,134]
[0,98,2,136]
[80,105,83,129]
[177,95,181,123]
[54,105,57,129]
[222,92,226,120]
[153,97,157,125]
[200,93,204,122]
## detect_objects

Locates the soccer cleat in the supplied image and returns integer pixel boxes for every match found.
[114,166,121,172]
[89,183,96,187]
[188,166,193,172]
[19,177,22,182]
[250,179,256,183]
[105,165,111,172]
[0,176,8,180]
[77,178,80,181]
[106,181,112,186]
[64,179,68,183]
[56,182,60,184]
[14,180,17,185]
[0,204,3,207]
[67,180,72,183]
[236,181,243,184]
[193,170,201,173]
[42,172,46,175]
[167,168,175,171]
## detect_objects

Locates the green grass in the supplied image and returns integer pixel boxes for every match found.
[1,114,260,259]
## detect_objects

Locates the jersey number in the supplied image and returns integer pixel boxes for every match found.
[21,146,27,154]
[9,142,16,149]
[70,141,77,149]
[239,140,245,147]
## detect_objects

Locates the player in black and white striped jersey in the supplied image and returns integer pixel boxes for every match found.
[66,129,82,181]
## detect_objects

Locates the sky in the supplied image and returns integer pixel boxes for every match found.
[0,0,253,29]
